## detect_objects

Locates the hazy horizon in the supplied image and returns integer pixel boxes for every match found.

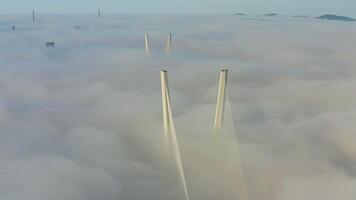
[1,0,356,18]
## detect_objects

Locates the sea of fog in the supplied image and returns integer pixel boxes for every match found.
[0,14,356,200]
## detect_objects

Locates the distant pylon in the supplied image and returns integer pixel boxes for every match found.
[165,33,172,54]
[145,33,151,56]
[98,9,101,18]
[213,69,228,134]
[160,70,190,200]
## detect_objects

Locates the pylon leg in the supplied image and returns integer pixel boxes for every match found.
[160,70,190,200]
[213,69,228,135]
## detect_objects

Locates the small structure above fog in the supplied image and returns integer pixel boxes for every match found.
[317,14,356,22]
[46,42,55,48]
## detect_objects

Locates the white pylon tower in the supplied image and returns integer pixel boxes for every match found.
[161,70,170,146]
[213,69,228,134]
[161,70,190,200]
[144,33,151,56]
[165,33,172,54]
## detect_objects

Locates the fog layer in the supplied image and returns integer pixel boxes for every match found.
[0,14,355,200]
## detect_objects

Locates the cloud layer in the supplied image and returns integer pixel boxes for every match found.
[0,14,355,200]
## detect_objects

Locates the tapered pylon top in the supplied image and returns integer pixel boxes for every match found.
[213,69,228,135]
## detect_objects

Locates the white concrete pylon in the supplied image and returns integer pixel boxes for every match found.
[213,69,228,135]
[144,33,151,56]
[165,33,172,54]
[160,70,190,200]
[161,70,170,146]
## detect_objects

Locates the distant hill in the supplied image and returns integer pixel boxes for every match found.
[317,14,356,22]
[235,13,246,16]
[264,13,278,16]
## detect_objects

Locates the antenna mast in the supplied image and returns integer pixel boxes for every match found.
[32,10,35,22]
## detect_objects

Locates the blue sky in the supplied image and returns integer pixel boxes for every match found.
[1,0,356,17]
